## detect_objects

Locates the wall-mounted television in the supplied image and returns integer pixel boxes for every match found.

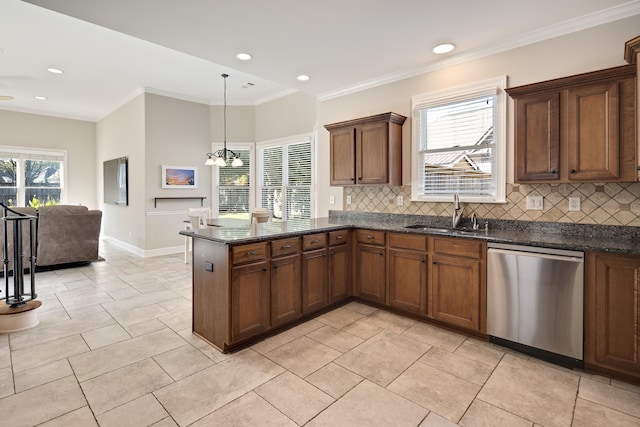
[103,157,128,205]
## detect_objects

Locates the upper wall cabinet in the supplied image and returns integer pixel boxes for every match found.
[324,112,406,186]
[506,65,637,183]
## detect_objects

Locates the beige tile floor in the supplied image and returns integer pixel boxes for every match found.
[1,240,639,426]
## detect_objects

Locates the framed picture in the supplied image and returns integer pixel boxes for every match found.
[162,165,197,189]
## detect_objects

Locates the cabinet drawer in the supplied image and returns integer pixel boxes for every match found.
[303,233,327,251]
[356,229,385,246]
[329,230,350,246]
[271,237,301,258]
[232,242,268,265]
[433,237,483,259]
[389,233,427,251]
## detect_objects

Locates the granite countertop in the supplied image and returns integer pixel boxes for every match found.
[180,212,640,256]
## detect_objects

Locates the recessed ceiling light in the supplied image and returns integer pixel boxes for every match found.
[433,43,455,54]
[47,67,64,74]
[0,95,14,101]
[34,96,47,100]
[236,53,252,61]
[297,75,310,82]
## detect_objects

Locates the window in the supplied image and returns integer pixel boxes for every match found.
[0,147,66,207]
[258,135,314,221]
[411,77,506,203]
[212,144,253,220]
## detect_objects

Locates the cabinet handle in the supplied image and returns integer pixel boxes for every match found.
[570,169,576,174]
[421,258,425,263]
[323,253,327,257]
[262,268,267,272]
[273,265,278,269]
[246,250,256,255]
[281,244,291,249]
[366,235,374,239]
[379,252,384,256]
[432,261,437,265]
[550,169,557,174]
[336,235,343,240]
[311,239,320,244]
[330,251,335,255]
[358,177,362,180]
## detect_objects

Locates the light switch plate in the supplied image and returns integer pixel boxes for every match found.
[526,195,543,210]
[330,195,335,205]
[346,195,352,204]
[568,197,581,211]
[396,196,403,206]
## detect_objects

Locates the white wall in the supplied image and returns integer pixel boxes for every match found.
[145,93,211,252]
[96,94,146,248]
[316,15,640,217]
[0,109,97,208]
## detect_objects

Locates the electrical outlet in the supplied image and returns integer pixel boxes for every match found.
[396,196,403,206]
[330,195,335,205]
[568,197,581,211]
[346,195,352,204]
[526,195,543,211]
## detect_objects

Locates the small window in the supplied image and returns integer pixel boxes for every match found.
[258,135,315,221]
[411,77,506,203]
[0,147,66,207]
[213,145,252,220]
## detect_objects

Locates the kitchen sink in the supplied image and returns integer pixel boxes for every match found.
[403,225,452,233]
[404,225,482,235]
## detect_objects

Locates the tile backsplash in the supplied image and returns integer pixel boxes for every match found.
[343,183,640,227]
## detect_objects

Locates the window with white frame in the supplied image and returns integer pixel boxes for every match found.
[411,77,506,203]
[258,135,314,221]
[0,147,66,207]
[212,144,253,220]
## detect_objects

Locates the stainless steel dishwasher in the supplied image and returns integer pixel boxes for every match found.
[487,243,584,367]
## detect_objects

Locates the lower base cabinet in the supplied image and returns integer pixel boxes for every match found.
[271,254,301,327]
[429,237,486,332]
[388,234,428,315]
[302,248,328,314]
[231,261,270,343]
[586,252,640,380]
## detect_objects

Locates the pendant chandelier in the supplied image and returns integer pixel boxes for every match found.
[205,73,243,167]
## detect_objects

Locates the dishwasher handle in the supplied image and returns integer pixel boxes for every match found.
[488,247,583,263]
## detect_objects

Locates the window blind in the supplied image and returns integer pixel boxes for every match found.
[416,95,496,198]
[217,149,251,219]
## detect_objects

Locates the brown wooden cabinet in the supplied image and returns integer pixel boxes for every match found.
[507,65,637,183]
[354,229,386,303]
[585,252,640,381]
[324,112,406,186]
[429,237,486,332]
[328,230,351,303]
[231,257,270,343]
[388,233,428,315]
[301,233,329,314]
[270,237,301,328]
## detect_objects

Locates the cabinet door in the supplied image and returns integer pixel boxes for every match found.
[567,82,620,181]
[329,127,356,185]
[388,248,427,315]
[355,243,386,303]
[329,244,351,303]
[357,121,389,185]
[271,254,301,328]
[586,253,640,376]
[231,261,270,343]
[514,92,560,182]
[302,248,328,314]
[430,254,481,331]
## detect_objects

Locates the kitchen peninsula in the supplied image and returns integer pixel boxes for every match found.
[182,212,640,383]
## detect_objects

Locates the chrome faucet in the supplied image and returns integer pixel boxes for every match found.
[452,192,463,228]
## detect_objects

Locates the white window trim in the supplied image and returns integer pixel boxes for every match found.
[210,142,255,218]
[256,132,317,219]
[410,76,507,204]
[0,145,68,206]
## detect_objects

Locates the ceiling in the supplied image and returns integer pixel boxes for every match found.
[1,0,639,121]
